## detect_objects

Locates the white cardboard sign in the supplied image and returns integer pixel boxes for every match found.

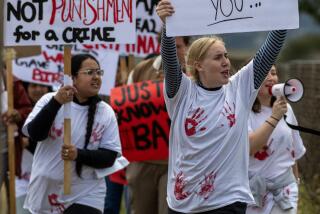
[166,0,299,36]
[4,0,136,46]
[13,46,119,95]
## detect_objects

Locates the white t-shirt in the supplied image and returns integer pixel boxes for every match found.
[22,92,127,214]
[164,61,257,213]
[246,104,305,214]
[15,149,33,198]
[248,105,305,179]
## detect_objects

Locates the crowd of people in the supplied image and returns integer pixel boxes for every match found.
[0,0,306,214]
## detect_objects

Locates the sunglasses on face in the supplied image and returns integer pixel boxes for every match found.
[78,69,104,76]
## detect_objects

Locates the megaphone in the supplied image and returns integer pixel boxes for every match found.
[269,78,304,102]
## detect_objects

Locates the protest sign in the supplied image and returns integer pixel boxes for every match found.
[69,0,162,58]
[124,0,162,57]
[12,45,119,95]
[111,80,170,162]
[4,0,136,46]
[166,0,299,36]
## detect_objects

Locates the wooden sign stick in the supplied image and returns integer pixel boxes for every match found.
[5,48,17,214]
[63,46,72,195]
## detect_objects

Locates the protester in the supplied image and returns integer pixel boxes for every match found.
[156,0,287,213]
[246,65,305,214]
[125,36,189,214]
[14,82,52,214]
[0,65,32,211]
[22,54,126,213]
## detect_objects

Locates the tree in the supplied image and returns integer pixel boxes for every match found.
[300,0,320,23]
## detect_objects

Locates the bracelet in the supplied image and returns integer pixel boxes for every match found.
[265,120,276,128]
[270,116,280,121]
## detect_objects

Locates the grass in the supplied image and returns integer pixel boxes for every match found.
[298,184,320,213]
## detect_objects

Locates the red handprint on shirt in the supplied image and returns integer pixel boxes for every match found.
[90,123,105,144]
[221,101,236,127]
[197,171,216,200]
[254,139,274,160]
[286,147,295,159]
[49,124,63,140]
[184,108,207,136]
[174,172,191,200]
[48,193,65,213]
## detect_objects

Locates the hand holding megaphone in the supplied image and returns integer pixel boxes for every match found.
[271,97,287,120]
[269,78,304,102]
[269,79,320,136]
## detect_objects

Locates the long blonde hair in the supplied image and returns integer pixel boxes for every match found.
[186,36,224,82]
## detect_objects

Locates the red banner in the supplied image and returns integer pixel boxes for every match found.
[110,80,170,162]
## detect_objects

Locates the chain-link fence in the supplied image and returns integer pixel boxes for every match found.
[279,60,320,213]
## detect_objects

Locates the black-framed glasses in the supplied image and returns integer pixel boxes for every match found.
[79,69,104,76]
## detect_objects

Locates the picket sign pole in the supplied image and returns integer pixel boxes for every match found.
[128,54,135,73]
[119,57,128,84]
[5,48,17,214]
[63,46,72,195]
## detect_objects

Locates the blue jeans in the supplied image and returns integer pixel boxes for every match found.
[104,177,124,214]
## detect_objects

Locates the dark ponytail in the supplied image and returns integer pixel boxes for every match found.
[71,54,102,177]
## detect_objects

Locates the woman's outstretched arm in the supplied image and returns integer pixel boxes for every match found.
[253,30,287,89]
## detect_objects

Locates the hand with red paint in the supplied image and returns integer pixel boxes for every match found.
[156,0,175,24]
[184,108,207,136]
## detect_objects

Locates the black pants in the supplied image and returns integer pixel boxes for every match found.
[168,202,247,214]
[64,203,102,214]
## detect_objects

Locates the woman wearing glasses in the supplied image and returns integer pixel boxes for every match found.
[22,54,125,214]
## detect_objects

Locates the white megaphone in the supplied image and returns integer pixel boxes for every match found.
[269,78,304,102]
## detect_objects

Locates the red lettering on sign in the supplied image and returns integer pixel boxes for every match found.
[50,0,133,25]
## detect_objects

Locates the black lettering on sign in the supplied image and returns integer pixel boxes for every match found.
[45,45,64,51]
[13,25,40,43]
[136,18,158,34]
[45,30,59,41]
[151,120,168,149]
[152,80,162,97]
[7,0,47,22]
[62,27,115,43]
[128,85,140,103]
[140,81,151,100]
[116,102,167,125]
[114,87,127,106]
[114,81,152,107]
[136,0,159,16]
[133,124,151,150]
[208,0,254,26]
[15,58,49,69]
[133,120,168,150]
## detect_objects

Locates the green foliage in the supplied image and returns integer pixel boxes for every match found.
[299,183,320,213]
[299,0,320,23]
[279,34,320,62]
